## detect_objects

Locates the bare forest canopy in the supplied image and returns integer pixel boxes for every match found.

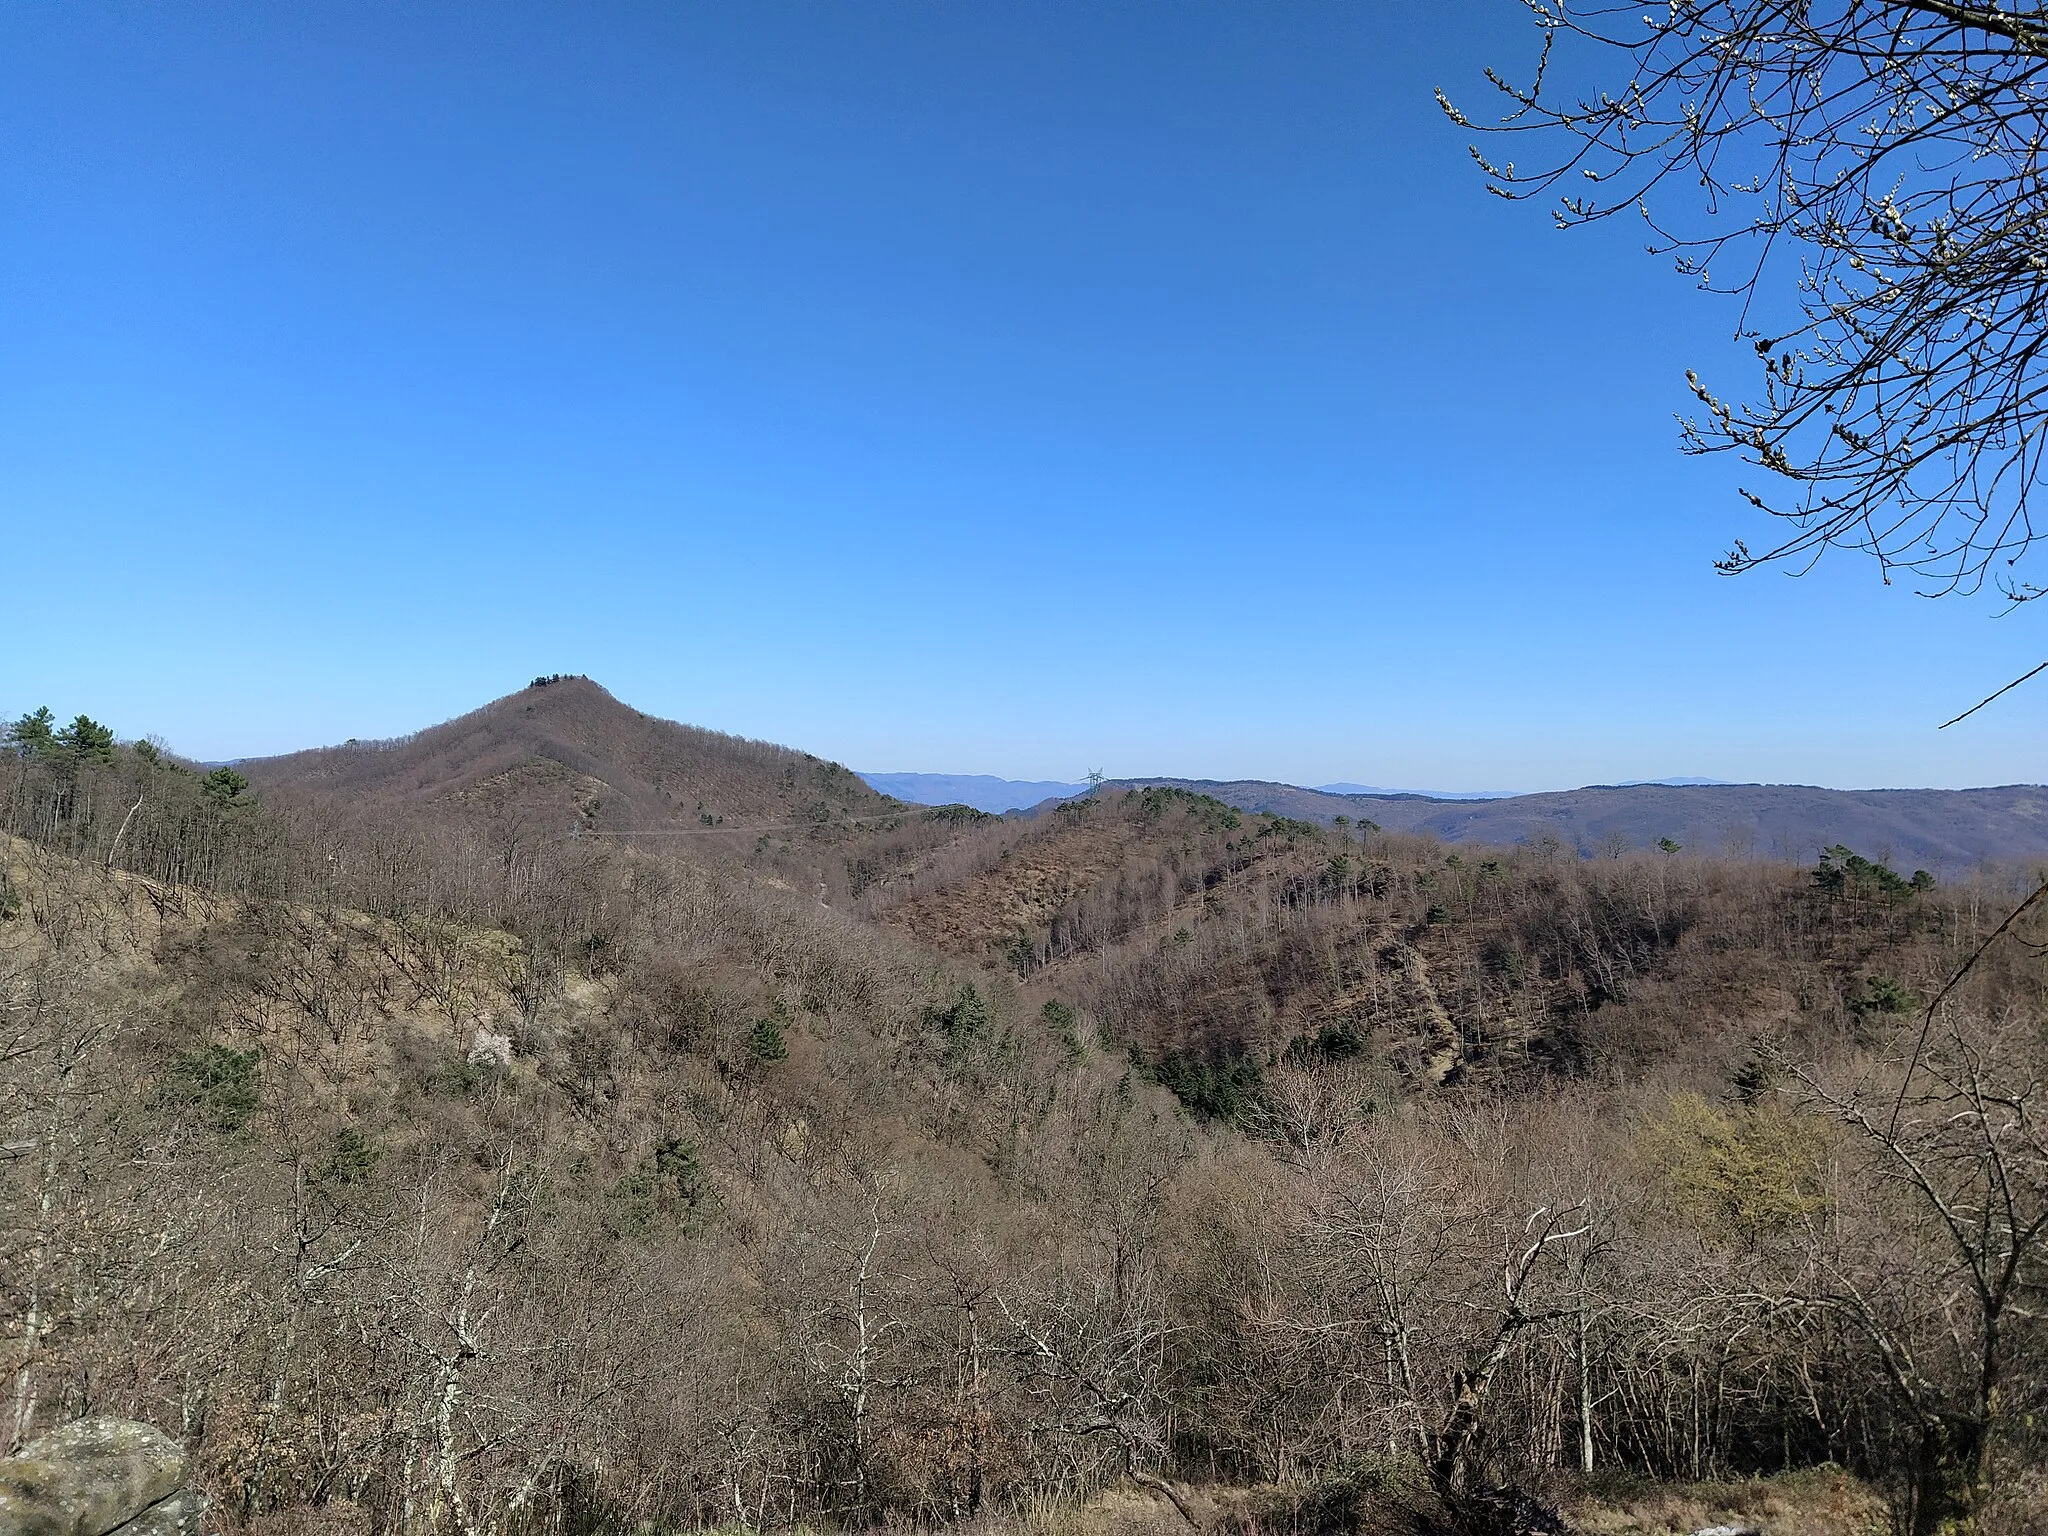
[3,679,2047,1536]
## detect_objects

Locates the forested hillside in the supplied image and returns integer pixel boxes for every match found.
[866,787,2035,1095]
[3,688,2045,1536]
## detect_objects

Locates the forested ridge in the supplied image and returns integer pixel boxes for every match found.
[3,684,2044,1536]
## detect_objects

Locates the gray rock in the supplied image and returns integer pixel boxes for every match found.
[0,1419,187,1536]
[468,1026,513,1068]
[107,1487,208,1536]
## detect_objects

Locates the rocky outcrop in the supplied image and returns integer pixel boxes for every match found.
[0,1419,205,1536]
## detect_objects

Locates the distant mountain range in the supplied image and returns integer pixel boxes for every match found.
[1314,782,1520,800]
[1314,777,1733,799]
[861,772,1537,811]
[857,772,1089,813]
[859,770,2048,873]
[863,771,1739,812]
[1098,778,2048,875]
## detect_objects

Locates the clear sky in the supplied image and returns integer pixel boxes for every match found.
[3,2,2041,790]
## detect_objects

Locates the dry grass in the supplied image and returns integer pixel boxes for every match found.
[1563,1468,1885,1536]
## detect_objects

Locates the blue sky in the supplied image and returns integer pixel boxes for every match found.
[3,2,2041,790]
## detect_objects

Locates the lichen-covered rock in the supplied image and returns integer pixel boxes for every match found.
[107,1487,207,1536]
[468,1025,513,1068]
[0,1419,187,1536]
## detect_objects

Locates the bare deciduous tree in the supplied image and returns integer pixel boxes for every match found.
[1790,1008,2048,1535]
[1452,4,2048,634]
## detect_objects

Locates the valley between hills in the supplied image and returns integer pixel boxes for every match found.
[3,677,2044,1536]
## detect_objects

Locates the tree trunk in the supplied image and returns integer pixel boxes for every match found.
[1577,1303,1594,1475]
[1912,1412,1988,1536]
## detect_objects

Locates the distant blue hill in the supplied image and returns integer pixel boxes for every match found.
[860,772,1088,813]
[1315,777,1730,798]
[1316,782,1520,800]
[1097,776,2048,874]
[866,773,1738,814]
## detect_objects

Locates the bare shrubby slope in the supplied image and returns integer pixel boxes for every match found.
[871,787,2043,1096]
[4,706,2047,1536]
[1,832,1202,1532]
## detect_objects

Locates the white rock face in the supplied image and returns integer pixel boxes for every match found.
[468,1026,514,1069]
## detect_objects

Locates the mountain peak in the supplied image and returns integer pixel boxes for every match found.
[242,680,889,836]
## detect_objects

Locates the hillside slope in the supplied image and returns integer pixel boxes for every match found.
[240,675,894,838]
[5,735,2040,1535]
[874,785,2035,1094]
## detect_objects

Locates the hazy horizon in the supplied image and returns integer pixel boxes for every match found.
[4,679,2037,797]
